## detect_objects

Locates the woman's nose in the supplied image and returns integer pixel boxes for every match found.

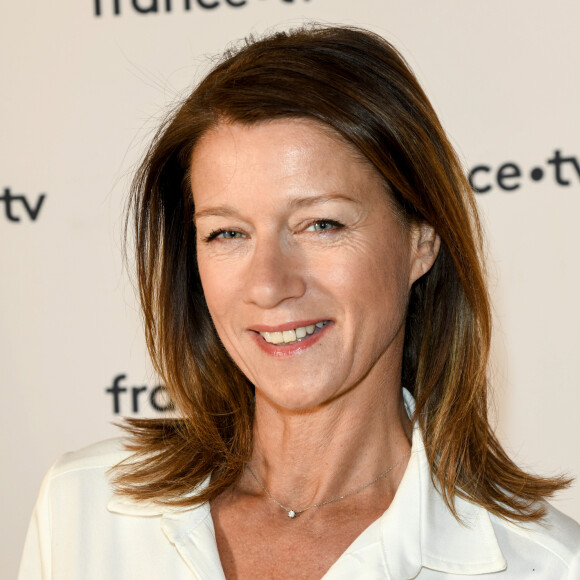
[243,239,307,309]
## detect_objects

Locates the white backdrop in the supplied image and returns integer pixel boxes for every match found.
[1,1,579,577]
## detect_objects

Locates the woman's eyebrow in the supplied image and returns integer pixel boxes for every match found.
[288,193,361,210]
[193,206,240,223]
[193,194,361,223]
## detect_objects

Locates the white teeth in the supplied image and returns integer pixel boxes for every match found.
[260,322,328,345]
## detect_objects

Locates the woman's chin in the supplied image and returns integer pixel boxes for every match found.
[254,379,349,414]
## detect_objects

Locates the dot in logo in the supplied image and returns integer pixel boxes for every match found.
[530,167,544,181]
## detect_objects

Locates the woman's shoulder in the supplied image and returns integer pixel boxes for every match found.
[42,437,130,489]
[20,443,202,578]
[490,501,580,573]
[32,438,143,529]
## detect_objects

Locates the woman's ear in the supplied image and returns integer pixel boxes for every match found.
[408,222,440,287]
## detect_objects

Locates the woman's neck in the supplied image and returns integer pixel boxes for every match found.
[246,381,412,511]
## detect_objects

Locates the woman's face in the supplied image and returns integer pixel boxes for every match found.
[192,119,436,411]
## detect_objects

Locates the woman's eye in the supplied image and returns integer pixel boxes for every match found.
[204,229,246,242]
[306,220,343,232]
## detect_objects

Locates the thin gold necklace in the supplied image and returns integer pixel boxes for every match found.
[246,450,411,519]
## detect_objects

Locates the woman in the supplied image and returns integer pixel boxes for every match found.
[20,25,580,579]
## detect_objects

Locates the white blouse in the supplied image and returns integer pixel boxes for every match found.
[19,392,580,579]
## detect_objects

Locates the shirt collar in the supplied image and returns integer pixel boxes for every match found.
[108,476,226,579]
[377,388,507,578]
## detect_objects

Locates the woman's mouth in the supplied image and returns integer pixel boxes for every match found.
[258,321,330,346]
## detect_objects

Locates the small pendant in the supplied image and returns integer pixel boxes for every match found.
[288,510,296,518]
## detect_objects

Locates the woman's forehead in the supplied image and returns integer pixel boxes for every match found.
[190,120,387,209]
[191,117,371,170]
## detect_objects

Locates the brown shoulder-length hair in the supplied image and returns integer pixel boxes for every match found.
[115,24,569,521]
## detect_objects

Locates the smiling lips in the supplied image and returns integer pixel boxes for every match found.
[258,321,330,346]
